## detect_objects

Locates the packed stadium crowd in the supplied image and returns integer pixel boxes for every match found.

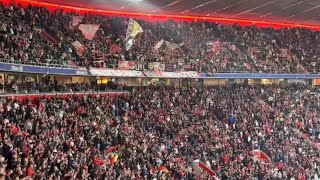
[2,81,94,94]
[1,1,320,180]
[0,83,318,179]
[1,79,121,94]
[1,2,320,73]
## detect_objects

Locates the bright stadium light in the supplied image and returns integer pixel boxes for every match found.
[126,0,144,2]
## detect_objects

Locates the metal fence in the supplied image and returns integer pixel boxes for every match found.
[0,58,77,69]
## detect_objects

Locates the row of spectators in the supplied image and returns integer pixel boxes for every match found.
[0,84,319,179]
[3,81,95,94]
[1,3,320,73]
[0,76,122,94]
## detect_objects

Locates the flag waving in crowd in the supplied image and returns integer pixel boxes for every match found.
[71,16,82,28]
[125,19,143,51]
[153,39,184,52]
[153,39,164,51]
[206,40,221,55]
[280,48,295,62]
[78,24,100,40]
[165,41,184,50]
[213,41,221,55]
[72,41,85,56]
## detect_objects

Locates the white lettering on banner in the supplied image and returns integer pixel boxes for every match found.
[11,65,23,72]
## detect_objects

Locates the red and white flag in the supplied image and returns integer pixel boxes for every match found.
[244,62,252,70]
[71,16,82,27]
[213,41,221,55]
[207,41,221,55]
[78,24,100,40]
[248,47,258,58]
[38,102,45,113]
[193,160,218,179]
[0,104,3,113]
[165,40,183,50]
[72,41,85,56]
[229,44,236,51]
[233,45,244,55]
[110,44,121,55]
[153,39,164,51]
[280,49,294,62]
[252,150,272,164]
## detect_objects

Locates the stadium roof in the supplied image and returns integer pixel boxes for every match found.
[12,0,320,30]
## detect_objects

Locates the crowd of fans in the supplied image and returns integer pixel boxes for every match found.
[3,81,96,94]
[1,2,320,73]
[1,1,320,180]
[0,76,123,94]
[0,83,318,179]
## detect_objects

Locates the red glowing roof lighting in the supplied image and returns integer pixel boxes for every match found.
[6,0,320,31]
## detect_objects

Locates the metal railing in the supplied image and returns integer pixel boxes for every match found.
[0,90,130,98]
[0,58,78,69]
[0,58,316,74]
[0,89,128,95]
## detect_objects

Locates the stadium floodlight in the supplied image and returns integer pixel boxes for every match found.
[126,0,144,3]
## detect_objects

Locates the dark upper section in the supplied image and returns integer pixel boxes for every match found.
[35,0,320,26]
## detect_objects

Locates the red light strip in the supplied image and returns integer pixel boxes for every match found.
[8,0,320,31]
